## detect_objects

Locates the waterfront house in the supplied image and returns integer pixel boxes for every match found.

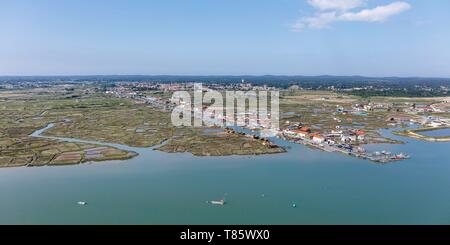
[283,129,298,138]
[356,130,366,141]
[284,126,313,139]
[311,134,325,144]
[293,130,310,138]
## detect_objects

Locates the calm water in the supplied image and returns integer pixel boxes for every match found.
[419,128,450,137]
[0,126,450,224]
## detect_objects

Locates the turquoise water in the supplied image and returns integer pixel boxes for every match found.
[419,128,450,137]
[0,127,449,224]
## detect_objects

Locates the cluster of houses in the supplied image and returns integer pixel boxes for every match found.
[339,102,442,115]
[387,107,449,128]
[283,126,366,146]
[335,103,394,116]
[105,86,138,99]
[337,101,448,128]
[352,103,392,112]
[420,116,450,128]
[169,96,277,130]
[147,96,177,111]
[330,129,366,143]
[109,81,278,94]
[283,127,324,143]
[401,103,437,114]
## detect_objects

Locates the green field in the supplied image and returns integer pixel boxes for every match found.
[0,91,135,167]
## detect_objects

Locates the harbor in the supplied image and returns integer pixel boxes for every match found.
[282,134,409,163]
[141,94,411,163]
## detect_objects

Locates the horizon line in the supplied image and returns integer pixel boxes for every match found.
[1,74,450,79]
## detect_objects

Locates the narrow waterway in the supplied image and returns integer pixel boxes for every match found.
[30,123,168,152]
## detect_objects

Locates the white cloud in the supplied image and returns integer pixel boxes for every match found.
[307,0,365,11]
[293,1,411,31]
[340,2,411,22]
[295,12,338,30]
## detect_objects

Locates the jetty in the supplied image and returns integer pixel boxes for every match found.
[282,134,409,163]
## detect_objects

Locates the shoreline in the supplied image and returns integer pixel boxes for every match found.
[393,126,450,142]
[4,121,440,169]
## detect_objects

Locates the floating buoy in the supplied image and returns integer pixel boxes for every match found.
[292,203,297,208]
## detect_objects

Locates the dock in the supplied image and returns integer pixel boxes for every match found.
[282,135,409,163]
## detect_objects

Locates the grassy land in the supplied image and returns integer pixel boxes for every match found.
[156,127,286,156]
[0,93,136,167]
[1,88,286,168]
[43,99,172,148]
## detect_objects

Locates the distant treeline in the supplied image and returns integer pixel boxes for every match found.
[348,89,448,98]
[1,74,450,85]
[1,75,450,97]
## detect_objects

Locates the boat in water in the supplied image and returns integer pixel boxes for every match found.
[77,201,88,206]
[393,153,410,160]
[208,199,226,206]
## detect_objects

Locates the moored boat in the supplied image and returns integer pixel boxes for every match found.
[208,199,226,206]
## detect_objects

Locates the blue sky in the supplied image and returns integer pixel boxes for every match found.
[1,0,450,77]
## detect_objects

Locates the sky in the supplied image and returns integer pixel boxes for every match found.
[1,0,450,77]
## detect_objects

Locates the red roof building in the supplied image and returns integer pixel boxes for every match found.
[356,130,366,136]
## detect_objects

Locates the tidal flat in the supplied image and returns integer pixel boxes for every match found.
[0,89,285,167]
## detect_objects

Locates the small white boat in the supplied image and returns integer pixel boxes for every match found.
[77,201,88,206]
[208,199,226,206]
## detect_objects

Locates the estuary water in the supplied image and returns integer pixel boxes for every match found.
[0,126,449,224]
[419,128,450,137]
